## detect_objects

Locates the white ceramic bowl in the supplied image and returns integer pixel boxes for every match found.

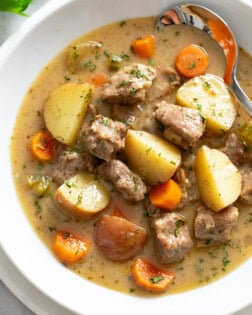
[0,0,252,314]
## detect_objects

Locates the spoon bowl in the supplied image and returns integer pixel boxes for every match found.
[157,3,252,115]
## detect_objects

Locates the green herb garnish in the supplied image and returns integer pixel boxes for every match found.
[188,61,196,69]
[0,0,32,15]
[150,276,164,283]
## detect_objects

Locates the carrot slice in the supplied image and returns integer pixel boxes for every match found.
[132,35,155,58]
[86,74,107,87]
[31,130,54,162]
[175,44,209,78]
[149,179,182,211]
[132,258,175,292]
[53,231,90,263]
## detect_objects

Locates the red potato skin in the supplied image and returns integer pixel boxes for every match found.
[94,215,148,261]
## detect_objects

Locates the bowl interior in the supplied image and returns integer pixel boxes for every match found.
[0,0,251,314]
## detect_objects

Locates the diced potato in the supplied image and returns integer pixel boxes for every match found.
[194,145,241,211]
[125,130,181,185]
[44,83,93,146]
[176,74,236,134]
[67,41,102,73]
[54,172,111,218]
[95,215,148,261]
[235,121,252,148]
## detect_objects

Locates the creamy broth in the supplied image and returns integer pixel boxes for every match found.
[11,17,252,295]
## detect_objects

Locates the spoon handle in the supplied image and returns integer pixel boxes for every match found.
[231,74,252,115]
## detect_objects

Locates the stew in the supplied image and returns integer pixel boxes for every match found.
[11,16,252,295]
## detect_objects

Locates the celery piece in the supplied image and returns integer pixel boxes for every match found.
[235,121,252,148]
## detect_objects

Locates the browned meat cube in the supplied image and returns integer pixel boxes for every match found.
[151,213,193,264]
[94,215,148,261]
[154,102,205,148]
[51,146,96,185]
[221,133,246,166]
[97,159,147,202]
[101,63,156,105]
[173,168,200,209]
[148,66,182,100]
[194,205,239,246]
[240,166,252,204]
[84,115,127,161]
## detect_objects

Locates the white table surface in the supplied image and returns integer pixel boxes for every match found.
[0,1,252,314]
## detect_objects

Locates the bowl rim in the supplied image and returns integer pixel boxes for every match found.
[0,0,252,314]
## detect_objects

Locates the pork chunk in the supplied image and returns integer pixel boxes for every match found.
[154,102,205,148]
[84,115,127,161]
[173,168,200,209]
[194,205,239,246]
[240,166,252,204]
[221,133,246,166]
[151,213,193,264]
[148,66,181,100]
[97,159,147,202]
[51,147,96,185]
[101,63,156,104]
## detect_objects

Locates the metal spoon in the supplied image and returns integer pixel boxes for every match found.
[157,3,252,115]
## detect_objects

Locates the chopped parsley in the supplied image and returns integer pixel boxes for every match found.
[101,116,110,126]
[203,81,211,89]
[34,200,42,212]
[120,20,126,27]
[120,53,130,60]
[76,194,83,205]
[188,61,196,69]
[37,161,44,170]
[196,103,202,111]
[73,51,79,60]
[222,257,230,271]
[130,87,137,95]
[148,58,156,66]
[103,50,110,58]
[247,212,252,223]
[150,275,164,283]
[130,69,148,79]
[81,59,96,72]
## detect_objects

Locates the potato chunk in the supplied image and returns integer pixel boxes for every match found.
[194,145,241,211]
[125,130,181,185]
[44,83,93,146]
[54,172,110,218]
[176,74,236,134]
[95,215,148,261]
[67,41,102,73]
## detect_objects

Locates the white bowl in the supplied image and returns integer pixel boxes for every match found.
[0,0,251,314]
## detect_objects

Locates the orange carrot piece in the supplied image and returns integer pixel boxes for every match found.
[31,130,54,162]
[208,19,236,85]
[175,44,209,78]
[53,231,90,263]
[132,35,155,58]
[149,179,182,211]
[86,74,107,87]
[132,258,175,292]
